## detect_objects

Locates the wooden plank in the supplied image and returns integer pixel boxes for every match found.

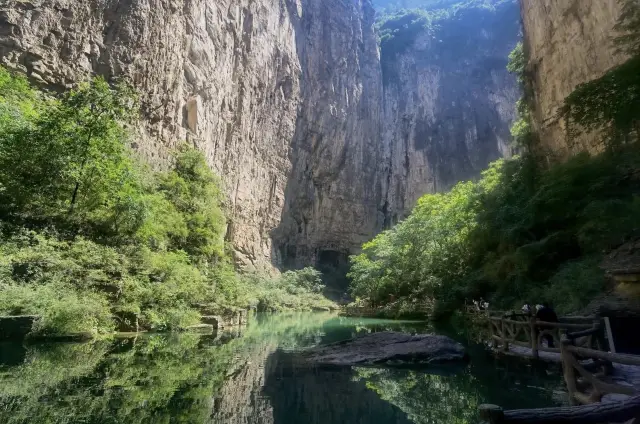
[535,321,593,330]
[567,345,640,366]
[604,317,616,353]
[538,346,561,354]
[569,355,636,397]
[559,316,597,323]
[503,319,530,326]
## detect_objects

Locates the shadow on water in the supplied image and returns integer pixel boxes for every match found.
[0,313,565,424]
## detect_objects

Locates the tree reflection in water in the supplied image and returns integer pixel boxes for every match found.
[0,313,563,424]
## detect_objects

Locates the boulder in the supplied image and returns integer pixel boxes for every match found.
[185,324,214,333]
[303,331,467,366]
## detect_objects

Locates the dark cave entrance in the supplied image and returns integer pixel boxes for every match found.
[316,250,351,298]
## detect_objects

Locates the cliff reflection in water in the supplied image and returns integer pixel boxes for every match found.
[0,313,562,424]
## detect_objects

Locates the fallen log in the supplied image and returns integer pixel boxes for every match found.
[479,395,640,424]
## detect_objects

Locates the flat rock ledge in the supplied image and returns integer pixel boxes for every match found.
[303,331,467,366]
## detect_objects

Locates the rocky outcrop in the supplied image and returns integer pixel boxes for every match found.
[0,0,519,271]
[380,1,520,220]
[521,0,629,159]
[303,332,467,366]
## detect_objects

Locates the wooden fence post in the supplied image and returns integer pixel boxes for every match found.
[491,319,498,349]
[530,316,539,359]
[560,336,578,406]
[501,319,509,352]
[604,317,616,353]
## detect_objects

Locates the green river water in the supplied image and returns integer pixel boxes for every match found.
[0,313,565,423]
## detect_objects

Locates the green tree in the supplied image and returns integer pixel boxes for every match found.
[157,145,227,262]
[0,77,141,236]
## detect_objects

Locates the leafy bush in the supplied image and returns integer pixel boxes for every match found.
[0,283,113,336]
[348,145,640,318]
[0,67,333,336]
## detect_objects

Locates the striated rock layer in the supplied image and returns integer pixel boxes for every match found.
[521,0,629,159]
[0,0,519,273]
[271,0,386,271]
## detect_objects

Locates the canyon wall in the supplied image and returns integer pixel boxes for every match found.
[521,0,629,158]
[1,0,303,270]
[271,0,386,271]
[379,2,520,222]
[0,0,519,272]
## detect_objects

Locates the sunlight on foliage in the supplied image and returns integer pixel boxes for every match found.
[0,68,333,335]
[348,146,640,317]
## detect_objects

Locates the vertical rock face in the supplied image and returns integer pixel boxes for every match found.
[272,0,385,271]
[379,1,521,221]
[0,0,303,270]
[0,0,519,272]
[521,0,629,158]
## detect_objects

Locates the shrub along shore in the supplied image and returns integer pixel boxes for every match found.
[0,68,335,338]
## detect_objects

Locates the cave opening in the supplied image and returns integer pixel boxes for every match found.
[316,249,351,299]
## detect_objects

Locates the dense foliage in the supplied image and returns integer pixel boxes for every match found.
[349,0,640,319]
[0,68,333,336]
[562,55,640,148]
[349,146,640,317]
[507,42,535,151]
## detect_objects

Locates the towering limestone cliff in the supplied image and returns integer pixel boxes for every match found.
[1,0,304,269]
[378,1,520,223]
[0,0,519,272]
[521,0,629,158]
[271,0,386,272]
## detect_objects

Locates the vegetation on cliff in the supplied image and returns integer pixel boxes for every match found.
[560,0,640,150]
[0,68,333,336]
[348,146,640,318]
[375,0,518,84]
[348,2,640,318]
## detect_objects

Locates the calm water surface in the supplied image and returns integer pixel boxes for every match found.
[0,313,565,423]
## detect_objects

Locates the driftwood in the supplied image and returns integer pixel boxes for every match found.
[479,395,640,424]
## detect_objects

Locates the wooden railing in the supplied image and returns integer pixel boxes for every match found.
[561,331,640,405]
[485,311,598,359]
[479,395,640,424]
[479,318,640,423]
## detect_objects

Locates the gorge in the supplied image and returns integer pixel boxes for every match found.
[0,0,521,277]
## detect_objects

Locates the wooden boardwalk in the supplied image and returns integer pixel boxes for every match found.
[469,307,640,423]
[502,344,640,403]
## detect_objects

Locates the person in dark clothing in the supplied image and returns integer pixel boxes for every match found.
[535,304,559,348]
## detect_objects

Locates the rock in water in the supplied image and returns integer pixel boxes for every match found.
[304,332,466,366]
